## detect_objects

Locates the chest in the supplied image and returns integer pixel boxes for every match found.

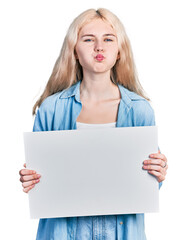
[76,98,121,124]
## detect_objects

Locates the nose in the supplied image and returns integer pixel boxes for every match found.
[94,40,104,52]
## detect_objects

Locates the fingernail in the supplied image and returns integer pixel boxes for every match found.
[37,174,41,178]
[32,171,36,174]
[149,154,154,157]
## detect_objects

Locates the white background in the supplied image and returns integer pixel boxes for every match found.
[0,0,186,239]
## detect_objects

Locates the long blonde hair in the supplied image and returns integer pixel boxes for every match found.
[32,8,150,115]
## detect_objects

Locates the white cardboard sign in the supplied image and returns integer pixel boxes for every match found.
[24,126,159,219]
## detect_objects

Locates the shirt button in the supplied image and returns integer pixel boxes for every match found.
[120,221,123,225]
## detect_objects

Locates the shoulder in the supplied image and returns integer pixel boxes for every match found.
[120,85,153,111]
[38,84,76,112]
[33,93,59,131]
[119,85,155,126]
[132,97,155,126]
[33,90,67,131]
[39,91,64,112]
[33,83,78,131]
[39,82,79,113]
[131,95,154,119]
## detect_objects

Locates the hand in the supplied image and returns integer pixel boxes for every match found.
[19,163,41,193]
[143,150,168,183]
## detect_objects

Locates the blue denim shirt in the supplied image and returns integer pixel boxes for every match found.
[33,80,162,240]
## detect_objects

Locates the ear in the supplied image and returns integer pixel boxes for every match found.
[74,50,79,59]
[116,51,120,60]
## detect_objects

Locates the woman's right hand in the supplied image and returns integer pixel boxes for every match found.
[19,163,41,193]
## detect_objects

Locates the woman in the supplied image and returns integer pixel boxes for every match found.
[19,8,168,240]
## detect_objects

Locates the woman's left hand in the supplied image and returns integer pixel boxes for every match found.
[143,150,168,183]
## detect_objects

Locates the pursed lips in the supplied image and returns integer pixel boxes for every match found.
[95,54,105,61]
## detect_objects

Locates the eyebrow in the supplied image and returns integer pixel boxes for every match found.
[81,34,116,38]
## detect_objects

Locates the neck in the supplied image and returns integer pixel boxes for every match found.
[80,71,119,102]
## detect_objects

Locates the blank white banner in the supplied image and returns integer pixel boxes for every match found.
[24,126,159,219]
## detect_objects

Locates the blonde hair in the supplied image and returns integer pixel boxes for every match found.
[32,8,150,115]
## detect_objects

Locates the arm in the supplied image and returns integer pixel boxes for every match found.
[19,95,57,193]
[133,100,168,187]
[19,107,45,193]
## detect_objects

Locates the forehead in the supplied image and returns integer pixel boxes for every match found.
[79,19,116,36]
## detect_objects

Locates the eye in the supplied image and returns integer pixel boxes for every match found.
[104,38,113,42]
[84,39,94,42]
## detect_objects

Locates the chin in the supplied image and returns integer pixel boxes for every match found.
[92,65,111,73]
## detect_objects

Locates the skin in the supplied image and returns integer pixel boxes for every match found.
[75,19,119,77]
[76,19,121,124]
[19,19,168,193]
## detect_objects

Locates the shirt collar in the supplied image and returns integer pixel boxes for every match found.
[59,80,144,109]
[59,80,81,102]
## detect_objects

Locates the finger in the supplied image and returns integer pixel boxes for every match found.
[23,184,35,193]
[148,170,165,182]
[143,164,164,172]
[19,169,36,176]
[144,159,167,168]
[23,163,26,168]
[20,174,41,183]
[144,159,163,165]
[22,179,40,188]
[149,153,167,162]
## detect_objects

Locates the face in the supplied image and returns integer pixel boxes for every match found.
[75,19,119,75]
